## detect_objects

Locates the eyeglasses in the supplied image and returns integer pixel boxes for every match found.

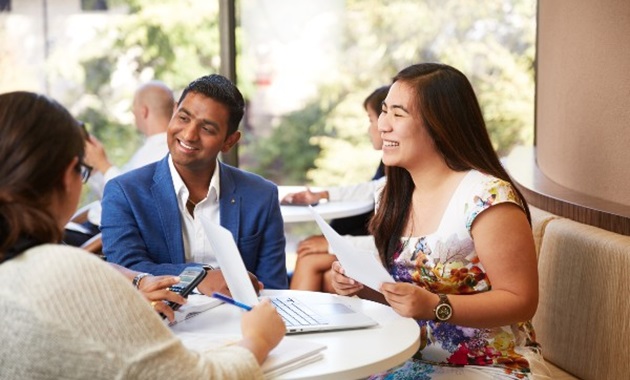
[78,158,93,184]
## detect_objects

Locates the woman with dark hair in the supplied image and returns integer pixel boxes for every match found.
[0,91,185,321]
[331,64,548,379]
[0,91,286,379]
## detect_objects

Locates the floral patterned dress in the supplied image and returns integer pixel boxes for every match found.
[369,170,543,380]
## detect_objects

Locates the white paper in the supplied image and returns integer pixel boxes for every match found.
[167,294,223,327]
[197,216,260,307]
[177,332,326,375]
[307,206,395,292]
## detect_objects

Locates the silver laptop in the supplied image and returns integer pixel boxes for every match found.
[198,216,378,334]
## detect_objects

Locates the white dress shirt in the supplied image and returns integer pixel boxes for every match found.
[168,155,221,268]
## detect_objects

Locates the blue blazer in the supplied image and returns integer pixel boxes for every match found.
[101,156,288,289]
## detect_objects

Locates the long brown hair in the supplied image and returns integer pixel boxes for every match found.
[0,92,84,258]
[369,63,530,269]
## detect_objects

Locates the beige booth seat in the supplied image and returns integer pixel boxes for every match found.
[530,206,630,379]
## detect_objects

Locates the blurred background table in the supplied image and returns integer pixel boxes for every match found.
[278,186,375,274]
[279,186,374,224]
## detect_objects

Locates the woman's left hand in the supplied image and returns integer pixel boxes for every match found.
[138,275,187,322]
[380,282,430,319]
[330,261,363,296]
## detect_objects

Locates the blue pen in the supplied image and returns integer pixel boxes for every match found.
[212,292,253,311]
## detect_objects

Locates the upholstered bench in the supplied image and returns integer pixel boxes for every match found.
[530,206,630,379]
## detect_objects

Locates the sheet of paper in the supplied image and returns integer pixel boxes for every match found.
[307,206,395,292]
[177,331,326,376]
[197,216,261,307]
[261,337,326,375]
[167,294,222,327]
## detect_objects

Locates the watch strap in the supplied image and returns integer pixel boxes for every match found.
[132,273,151,289]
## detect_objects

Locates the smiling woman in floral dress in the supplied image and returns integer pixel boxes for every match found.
[330,63,550,380]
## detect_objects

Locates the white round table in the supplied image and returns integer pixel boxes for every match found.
[279,186,374,223]
[171,290,420,380]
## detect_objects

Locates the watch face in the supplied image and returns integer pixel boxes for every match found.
[436,303,453,321]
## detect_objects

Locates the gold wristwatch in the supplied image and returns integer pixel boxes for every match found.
[433,294,453,322]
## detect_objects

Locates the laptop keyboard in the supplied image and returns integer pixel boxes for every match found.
[272,297,329,327]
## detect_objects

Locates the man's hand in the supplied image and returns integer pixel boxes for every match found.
[196,269,263,296]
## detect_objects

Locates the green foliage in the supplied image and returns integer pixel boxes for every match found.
[339,0,537,154]
[248,0,537,186]
[70,0,221,171]
[104,0,221,90]
[242,88,346,184]
[80,107,140,166]
[53,0,535,189]
[305,90,382,186]
[83,57,114,94]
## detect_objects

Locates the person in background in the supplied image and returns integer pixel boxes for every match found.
[0,91,286,379]
[86,80,174,199]
[282,85,389,234]
[331,63,548,379]
[64,80,174,246]
[286,85,389,292]
[101,74,288,293]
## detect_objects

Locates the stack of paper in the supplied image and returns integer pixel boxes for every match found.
[177,331,326,378]
[167,293,222,326]
[260,337,326,378]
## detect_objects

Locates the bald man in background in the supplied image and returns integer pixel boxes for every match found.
[64,81,175,245]
[86,81,175,198]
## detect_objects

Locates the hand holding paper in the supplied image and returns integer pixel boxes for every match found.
[307,206,395,292]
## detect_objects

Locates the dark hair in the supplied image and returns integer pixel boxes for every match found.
[363,85,390,115]
[370,63,531,269]
[177,74,245,135]
[0,92,84,258]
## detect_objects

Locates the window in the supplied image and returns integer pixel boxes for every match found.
[238,0,537,186]
[0,0,536,187]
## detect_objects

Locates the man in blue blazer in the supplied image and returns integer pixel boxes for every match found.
[101,74,288,293]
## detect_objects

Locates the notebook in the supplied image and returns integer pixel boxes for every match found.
[177,331,326,378]
[198,215,378,334]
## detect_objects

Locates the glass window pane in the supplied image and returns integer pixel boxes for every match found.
[238,0,537,187]
[0,0,221,205]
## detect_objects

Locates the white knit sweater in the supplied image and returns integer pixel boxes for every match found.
[0,245,262,380]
